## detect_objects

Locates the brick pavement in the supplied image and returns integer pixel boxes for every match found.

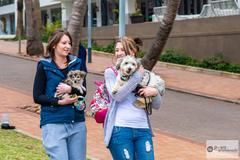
[0,40,240,159]
[0,84,207,160]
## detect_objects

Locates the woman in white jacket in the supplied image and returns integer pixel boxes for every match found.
[103,36,163,160]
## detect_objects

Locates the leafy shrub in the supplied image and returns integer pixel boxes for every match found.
[160,50,240,73]
[42,21,61,42]
[82,40,115,53]
[198,53,240,73]
[137,50,145,58]
[84,41,240,74]
[200,53,229,69]
[131,9,143,16]
[160,49,200,66]
[228,64,240,73]
[8,35,27,41]
[99,42,115,53]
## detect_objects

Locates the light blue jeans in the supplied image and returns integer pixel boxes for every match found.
[41,122,86,160]
[108,126,154,160]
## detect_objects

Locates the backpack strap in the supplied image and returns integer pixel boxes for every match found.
[108,66,118,76]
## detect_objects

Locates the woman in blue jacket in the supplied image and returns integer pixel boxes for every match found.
[33,29,87,160]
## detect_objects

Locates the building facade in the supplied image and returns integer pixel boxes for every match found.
[0,0,237,36]
[0,0,15,35]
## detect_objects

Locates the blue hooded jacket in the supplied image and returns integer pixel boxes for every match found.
[38,55,85,127]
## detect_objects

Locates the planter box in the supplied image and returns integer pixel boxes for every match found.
[130,15,144,23]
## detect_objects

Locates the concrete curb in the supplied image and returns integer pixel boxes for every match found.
[0,51,239,104]
[0,51,39,62]
[167,87,240,105]
[158,61,240,79]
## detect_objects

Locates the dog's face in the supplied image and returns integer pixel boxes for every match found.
[116,55,139,76]
[65,70,86,86]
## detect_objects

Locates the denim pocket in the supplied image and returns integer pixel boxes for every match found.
[110,127,124,145]
[112,126,122,134]
[110,127,132,145]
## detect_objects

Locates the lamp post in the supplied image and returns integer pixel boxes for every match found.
[88,0,92,63]
[119,0,125,38]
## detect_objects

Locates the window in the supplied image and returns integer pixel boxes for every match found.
[101,0,119,26]
[50,8,61,23]
[41,10,48,26]
[0,0,14,7]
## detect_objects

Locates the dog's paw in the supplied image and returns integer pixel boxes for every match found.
[133,99,146,109]
[112,89,117,94]
[111,85,118,94]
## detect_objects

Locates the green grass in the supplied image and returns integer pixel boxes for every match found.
[0,129,92,160]
[0,129,48,160]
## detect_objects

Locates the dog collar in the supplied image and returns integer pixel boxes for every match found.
[120,75,129,81]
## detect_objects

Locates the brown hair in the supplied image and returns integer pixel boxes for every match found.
[115,36,143,57]
[45,29,72,58]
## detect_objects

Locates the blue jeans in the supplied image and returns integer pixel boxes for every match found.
[41,122,86,160]
[109,126,154,160]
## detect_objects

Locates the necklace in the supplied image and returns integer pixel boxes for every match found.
[55,60,68,69]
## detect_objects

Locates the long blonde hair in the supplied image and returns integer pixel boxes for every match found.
[115,36,143,57]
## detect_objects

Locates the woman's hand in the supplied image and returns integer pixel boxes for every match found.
[58,95,78,105]
[56,83,72,95]
[138,86,158,97]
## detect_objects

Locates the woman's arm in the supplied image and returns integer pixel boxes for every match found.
[138,86,162,110]
[104,68,143,102]
[151,93,162,110]
[33,63,59,106]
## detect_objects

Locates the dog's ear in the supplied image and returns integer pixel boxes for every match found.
[79,71,86,78]
[136,58,142,70]
[67,71,74,78]
[116,57,123,70]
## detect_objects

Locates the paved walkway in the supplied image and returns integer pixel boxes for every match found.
[0,85,205,159]
[0,40,240,159]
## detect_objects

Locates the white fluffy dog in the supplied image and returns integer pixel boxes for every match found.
[112,55,165,108]
[134,69,165,108]
[112,55,140,94]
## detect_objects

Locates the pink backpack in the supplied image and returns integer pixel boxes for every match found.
[89,67,118,123]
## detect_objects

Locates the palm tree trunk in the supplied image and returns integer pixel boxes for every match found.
[16,0,24,36]
[67,0,87,55]
[25,0,44,56]
[141,0,181,71]
[33,0,42,32]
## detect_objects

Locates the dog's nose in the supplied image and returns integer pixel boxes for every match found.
[127,68,132,73]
